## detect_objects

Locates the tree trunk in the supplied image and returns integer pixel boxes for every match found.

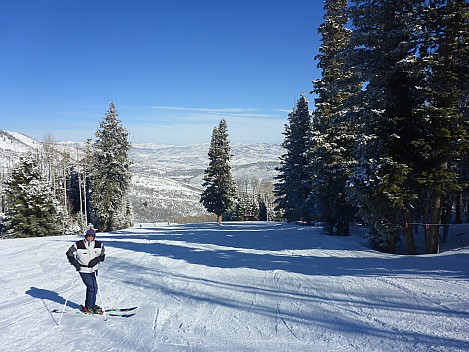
[324,208,334,235]
[217,214,222,225]
[387,222,397,254]
[441,199,452,243]
[336,220,349,236]
[455,192,462,224]
[465,193,469,223]
[404,209,417,255]
[78,174,84,228]
[83,172,88,227]
[388,232,396,254]
[426,190,442,254]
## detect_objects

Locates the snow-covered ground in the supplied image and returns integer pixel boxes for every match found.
[1,222,468,352]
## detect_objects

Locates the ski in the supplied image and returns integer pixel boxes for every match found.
[51,310,135,318]
[105,306,137,313]
[52,306,137,318]
[108,313,135,318]
[52,308,72,313]
[75,311,134,318]
[51,309,101,315]
[76,311,135,318]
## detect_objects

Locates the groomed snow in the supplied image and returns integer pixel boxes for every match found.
[1,222,468,351]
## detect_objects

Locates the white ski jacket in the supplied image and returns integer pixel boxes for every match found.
[66,239,105,274]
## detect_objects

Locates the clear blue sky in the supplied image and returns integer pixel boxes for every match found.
[0,1,324,145]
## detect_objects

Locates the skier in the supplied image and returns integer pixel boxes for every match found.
[66,227,105,314]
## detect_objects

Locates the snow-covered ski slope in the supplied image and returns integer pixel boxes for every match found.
[1,222,468,352]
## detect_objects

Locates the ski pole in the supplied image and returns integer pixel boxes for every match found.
[94,270,107,321]
[57,272,78,326]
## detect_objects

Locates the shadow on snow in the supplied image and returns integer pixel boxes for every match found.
[103,222,469,279]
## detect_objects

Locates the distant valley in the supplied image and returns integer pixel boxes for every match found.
[0,130,283,222]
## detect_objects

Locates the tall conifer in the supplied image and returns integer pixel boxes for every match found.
[307,0,360,235]
[200,118,236,224]
[274,93,312,222]
[90,103,132,231]
[346,0,424,252]
[415,0,469,253]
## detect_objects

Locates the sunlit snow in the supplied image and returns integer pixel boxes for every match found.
[1,222,468,351]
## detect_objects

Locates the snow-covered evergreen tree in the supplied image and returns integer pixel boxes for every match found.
[274,93,312,222]
[200,118,236,225]
[90,103,133,231]
[2,154,61,238]
[345,0,426,252]
[344,0,468,254]
[306,0,360,235]
[414,0,469,253]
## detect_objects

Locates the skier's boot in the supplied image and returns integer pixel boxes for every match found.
[92,305,103,315]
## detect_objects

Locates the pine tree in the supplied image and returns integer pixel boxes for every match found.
[258,197,268,221]
[200,118,236,224]
[2,154,61,238]
[90,103,133,231]
[415,0,469,253]
[306,0,360,235]
[274,93,312,222]
[345,0,426,252]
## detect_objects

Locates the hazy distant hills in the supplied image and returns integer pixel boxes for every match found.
[130,143,283,221]
[0,130,283,222]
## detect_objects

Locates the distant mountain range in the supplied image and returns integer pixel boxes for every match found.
[0,130,283,222]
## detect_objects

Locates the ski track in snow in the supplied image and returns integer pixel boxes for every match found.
[0,222,469,352]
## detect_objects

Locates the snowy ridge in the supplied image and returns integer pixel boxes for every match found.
[0,130,80,168]
[0,222,468,351]
[0,130,41,151]
[0,130,43,168]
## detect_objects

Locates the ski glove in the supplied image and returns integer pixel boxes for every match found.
[73,262,81,271]
[88,255,104,268]
[88,258,99,267]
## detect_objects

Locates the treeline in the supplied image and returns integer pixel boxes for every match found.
[275,0,468,254]
[1,103,132,238]
[231,178,280,222]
